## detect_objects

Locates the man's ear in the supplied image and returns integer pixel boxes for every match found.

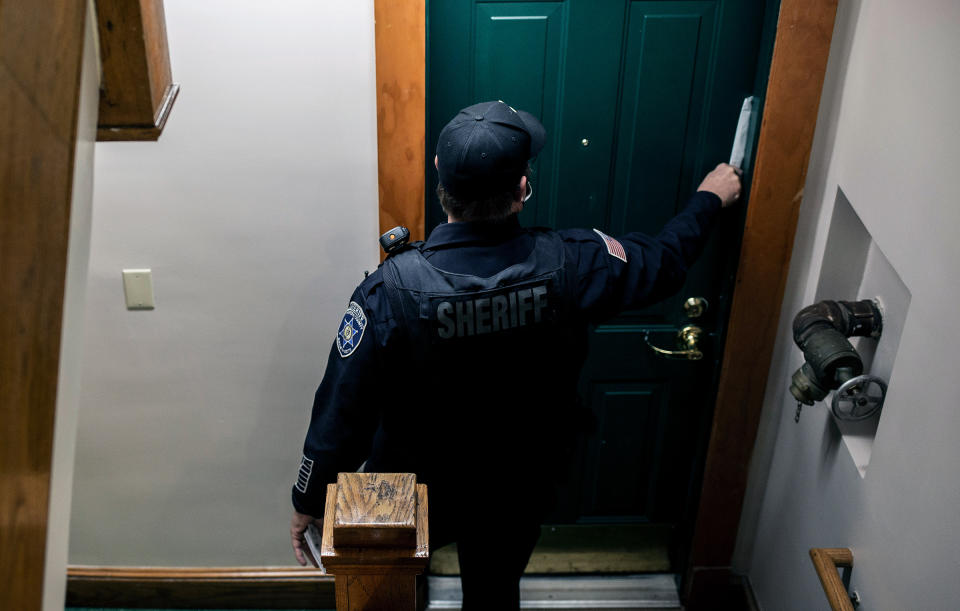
[434,155,439,169]
[510,175,528,215]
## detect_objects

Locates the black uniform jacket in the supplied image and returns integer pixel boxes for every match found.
[292,191,721,518]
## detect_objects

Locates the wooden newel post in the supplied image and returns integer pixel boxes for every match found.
[321,473,429,610]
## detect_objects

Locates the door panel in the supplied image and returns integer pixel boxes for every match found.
[610,3,716,238]
[473,2,567,228]
[580,383,667,520]
[578,323,712,524]
[428,0,768,535]
[544,1,623,231]
[603,1,719,324]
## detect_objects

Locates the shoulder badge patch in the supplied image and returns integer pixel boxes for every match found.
[593,228,628,263]
[336,301,367,358]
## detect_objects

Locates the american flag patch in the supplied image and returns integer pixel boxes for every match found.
[593,229,627,263]
[295,456,314,494]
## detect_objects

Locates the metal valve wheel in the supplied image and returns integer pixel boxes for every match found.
[831,374,887,421]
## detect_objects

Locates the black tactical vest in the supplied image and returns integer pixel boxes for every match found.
[372,229,587,481]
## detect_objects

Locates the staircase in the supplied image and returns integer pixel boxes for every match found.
[427,524,680,609]
[427,574,682,610]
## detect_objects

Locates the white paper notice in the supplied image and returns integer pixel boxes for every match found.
[304,523,325,572]
[729,96,755,170]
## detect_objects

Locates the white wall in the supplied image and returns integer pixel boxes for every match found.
[70,0,380,566]
[736,2,960,609]
[43,6,99,608]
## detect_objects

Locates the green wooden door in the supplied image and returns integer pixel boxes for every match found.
[428,0,770,530]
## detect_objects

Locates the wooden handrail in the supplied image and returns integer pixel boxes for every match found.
[321,473,429,610]
[95,0,179,140]
[809,548,854,611]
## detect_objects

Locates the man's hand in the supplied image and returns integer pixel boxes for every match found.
[697,163,742,208]
[290,510,323,567]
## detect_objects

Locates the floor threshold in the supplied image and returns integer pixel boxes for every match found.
[426,573,682,610]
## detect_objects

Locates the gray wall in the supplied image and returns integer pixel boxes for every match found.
[735,2,960,609]
[69,0,380,566]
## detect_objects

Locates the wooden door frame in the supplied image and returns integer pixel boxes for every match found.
[374,0,839,600]
[373,0,427,245]
[683,0,839,601]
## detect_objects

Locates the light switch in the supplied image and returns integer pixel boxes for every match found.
[122,269,155,310]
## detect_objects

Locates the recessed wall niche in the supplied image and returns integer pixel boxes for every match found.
[814,188,911,477]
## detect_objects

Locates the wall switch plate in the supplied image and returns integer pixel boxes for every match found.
[122,269,155,310]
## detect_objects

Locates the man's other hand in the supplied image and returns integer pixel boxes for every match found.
[290,510,322,567]
[697,163,742,207]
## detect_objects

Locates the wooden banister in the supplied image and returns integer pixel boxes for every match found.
[809,548,855,611]
[95,0,179,140]
[321,473,429,610]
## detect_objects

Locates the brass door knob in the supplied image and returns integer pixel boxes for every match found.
[683,297,708,318]
[643,325,704,360]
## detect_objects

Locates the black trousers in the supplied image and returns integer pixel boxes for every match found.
[453,519,541,610]
[429,482,549,610]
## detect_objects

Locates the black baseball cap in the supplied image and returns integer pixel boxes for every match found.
[436,100,546,199]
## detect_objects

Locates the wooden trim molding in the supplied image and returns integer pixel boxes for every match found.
[809,548,855,611]
[685,0,839,597]
[0,2,89,610]
[66,566,334,609]
[95,0,179,141]
[374,0,426,244]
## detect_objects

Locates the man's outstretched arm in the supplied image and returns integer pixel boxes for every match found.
[563,163,742,321]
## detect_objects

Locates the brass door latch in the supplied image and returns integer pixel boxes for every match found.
[644,325,704,361]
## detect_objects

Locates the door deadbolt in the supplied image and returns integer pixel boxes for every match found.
[683,297,708,318]
[644,325,704,360]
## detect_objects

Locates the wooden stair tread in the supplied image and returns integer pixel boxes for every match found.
[429,524,671,575]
